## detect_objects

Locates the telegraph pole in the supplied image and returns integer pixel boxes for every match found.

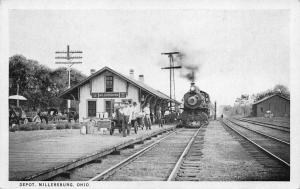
[55,45,82,113]
[214,101,217,120]
[161,52,182,112]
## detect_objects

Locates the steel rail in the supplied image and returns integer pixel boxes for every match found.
[222,120,290,167]
[237,117,290,126]
[227,119,290,145]
[234,118,289,132]
[89,129,178,181]
[167,127,202,181]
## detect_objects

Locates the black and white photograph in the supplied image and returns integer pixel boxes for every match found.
[1,0,300,188]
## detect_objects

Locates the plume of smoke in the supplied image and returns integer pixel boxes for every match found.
[173,50,202,82]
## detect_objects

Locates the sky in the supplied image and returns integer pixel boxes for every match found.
[9,9,290,106]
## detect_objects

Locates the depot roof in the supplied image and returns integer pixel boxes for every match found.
[59,66,180,104]
[253,94,290,105]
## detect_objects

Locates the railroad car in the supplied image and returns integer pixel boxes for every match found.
[178,82,210,128]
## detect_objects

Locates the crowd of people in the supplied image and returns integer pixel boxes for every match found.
[112,101,164,137]
[9,101,177,136]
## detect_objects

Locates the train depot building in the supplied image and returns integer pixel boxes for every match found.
[252,94,290,117]
[59,66,180,121]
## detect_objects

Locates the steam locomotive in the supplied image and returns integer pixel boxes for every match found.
[178,83,210,128]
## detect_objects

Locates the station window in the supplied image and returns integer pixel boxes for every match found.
[261,107,263,113]
[87,100,96,117]
[105,76,114,92]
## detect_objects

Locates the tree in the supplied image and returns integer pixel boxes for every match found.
[254,84,290,102]
[9,55,86,111]
[220,105,233,117]
[9,55,31,96]
[234,94,253,116]
[273,84,290,98]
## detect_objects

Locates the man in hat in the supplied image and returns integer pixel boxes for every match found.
[122,101,132,137]
[143,103,151,130]
[131,102,139,133]
[157,106,163,127]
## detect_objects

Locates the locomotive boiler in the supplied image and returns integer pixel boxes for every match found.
[178,82,210,128]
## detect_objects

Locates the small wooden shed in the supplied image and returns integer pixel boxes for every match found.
[252,94,290,117]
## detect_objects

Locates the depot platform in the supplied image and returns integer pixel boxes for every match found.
[9,124,175,180]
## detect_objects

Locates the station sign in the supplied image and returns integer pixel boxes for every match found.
[91,92,127,98]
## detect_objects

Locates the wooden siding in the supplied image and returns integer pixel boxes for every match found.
[255,95,290,117]
[78,72,140,120]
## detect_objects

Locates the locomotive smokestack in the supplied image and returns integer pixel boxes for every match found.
[190,82,196,92]
[191,82,195,88]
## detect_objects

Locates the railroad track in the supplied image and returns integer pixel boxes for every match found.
[222,118,290,168]
[96,128,202,181]
[232,118,290,144]
[50,127,204,181]
[234,118,290,132]
[168,125,206,181]
[239,117,290,125]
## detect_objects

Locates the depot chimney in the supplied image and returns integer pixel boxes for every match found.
[90,69,96,75]
[139,74,144,83]
[129,69,134,79]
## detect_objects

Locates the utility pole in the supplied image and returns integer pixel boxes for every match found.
[214,101,217,120]
[55,45,82,114]
[161,51,182,112]
[16,78,20,107]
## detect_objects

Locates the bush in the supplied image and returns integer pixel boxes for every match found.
[56,123,66,130]
[39,123,54,130]
[9,127,17,132]
[18,123,51,131]
[19,125,32,131]
[14,122,81,131]
[65,123,71,129]
[46,125,54,130]
[39,123,47,130]
[72,123,81,129]
[31,124,42,130]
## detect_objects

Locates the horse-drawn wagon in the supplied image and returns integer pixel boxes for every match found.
[110,108,138,135]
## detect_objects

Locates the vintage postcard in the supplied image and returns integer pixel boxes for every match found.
[1,0,300,188]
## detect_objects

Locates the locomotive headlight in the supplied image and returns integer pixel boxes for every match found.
[190,86,196,92]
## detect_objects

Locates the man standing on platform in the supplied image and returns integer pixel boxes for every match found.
[157,106,163,127]
[122,101,132,137]
[131,102,139,133]
[143,103,151,130]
